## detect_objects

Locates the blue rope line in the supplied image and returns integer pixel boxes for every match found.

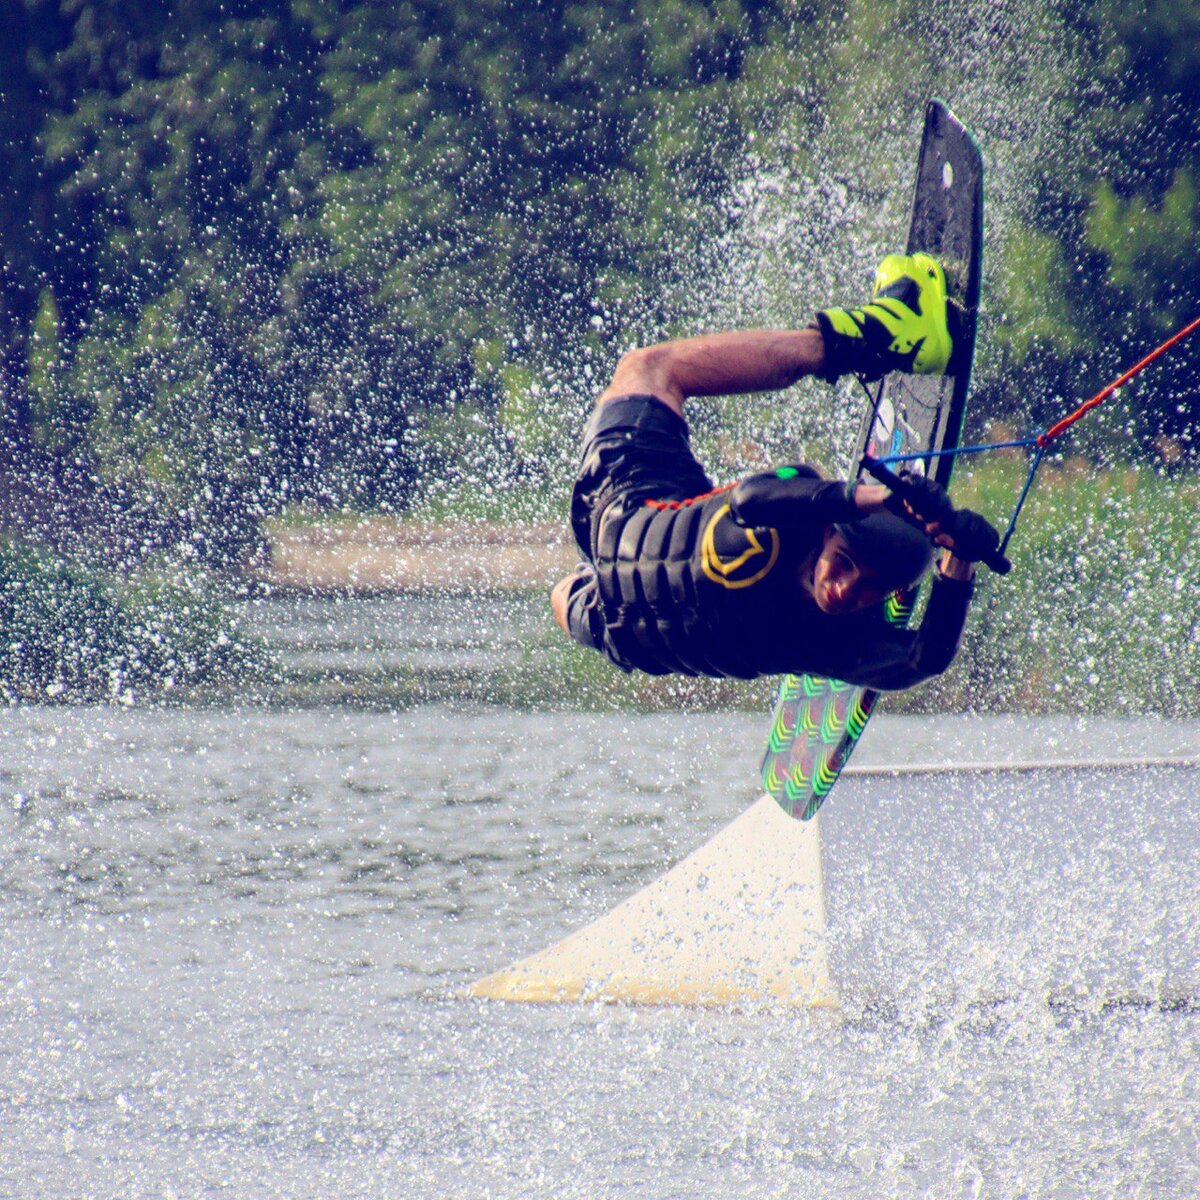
[999,443,1046,555]
[875,435,1041,466]
[874,432,1050,565]
[853,371,1056,565]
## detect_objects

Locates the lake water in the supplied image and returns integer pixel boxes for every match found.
[2,596,1199,1199]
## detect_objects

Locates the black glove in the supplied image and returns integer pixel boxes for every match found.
[861,454,1012,574]
[884,469,956,528]
[943,508,1001,563]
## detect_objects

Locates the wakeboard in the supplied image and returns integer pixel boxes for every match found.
[762,99,984,820]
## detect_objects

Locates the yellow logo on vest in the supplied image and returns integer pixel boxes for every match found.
[701,505,780,589]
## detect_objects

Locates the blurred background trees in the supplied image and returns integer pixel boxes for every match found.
[1,0,1196,568]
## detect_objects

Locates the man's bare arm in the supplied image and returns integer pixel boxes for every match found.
[597,328,826,418]
[593,329,972,573]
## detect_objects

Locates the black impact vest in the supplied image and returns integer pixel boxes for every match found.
[589,466,973,689]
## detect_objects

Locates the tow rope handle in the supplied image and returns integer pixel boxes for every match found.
[861,455,1013,575]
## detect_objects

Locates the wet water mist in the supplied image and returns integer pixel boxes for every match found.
[3,707,1197,1198]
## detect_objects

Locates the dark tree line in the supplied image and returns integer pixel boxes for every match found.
[1,0,1196,567]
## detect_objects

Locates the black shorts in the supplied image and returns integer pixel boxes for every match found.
[564,394,713,655]
[568,394,713,556]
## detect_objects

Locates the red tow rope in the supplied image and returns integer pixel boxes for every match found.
[1037,314,1200,447]
[866,313,1200,567]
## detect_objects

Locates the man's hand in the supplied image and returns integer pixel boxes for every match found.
[936,508,1001,563]
[886,470,956,530]
[849,482,891,513]
[889,473,1000,564]
[860,455,1011,575]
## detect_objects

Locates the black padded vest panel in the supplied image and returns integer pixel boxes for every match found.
[592,492,771,678]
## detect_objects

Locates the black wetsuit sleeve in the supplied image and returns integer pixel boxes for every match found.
[853,572,975,691]
[728,466,859,531]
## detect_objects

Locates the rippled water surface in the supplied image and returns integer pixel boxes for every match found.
[3,696,1199,1199]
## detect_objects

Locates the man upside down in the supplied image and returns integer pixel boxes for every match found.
[550,252,1001,691]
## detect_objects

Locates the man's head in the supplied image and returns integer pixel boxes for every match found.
[808,512,935,615]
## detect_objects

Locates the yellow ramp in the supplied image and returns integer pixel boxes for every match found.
[472,794,836,1008]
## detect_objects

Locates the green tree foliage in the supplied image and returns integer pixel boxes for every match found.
[311,0,786,491]
[1,0,785,556]
[1082,1,1200,456]
[0,2,67,434]
[991,0,1200,458]
[1,0,1197,572]
[41,2,335,555]
[0,534,255,701]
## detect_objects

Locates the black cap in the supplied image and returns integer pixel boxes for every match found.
[833,510,935,591]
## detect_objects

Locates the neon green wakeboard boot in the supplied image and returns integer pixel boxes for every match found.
[815,252,954,382]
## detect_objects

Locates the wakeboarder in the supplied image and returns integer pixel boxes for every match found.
[551,253,1000,689]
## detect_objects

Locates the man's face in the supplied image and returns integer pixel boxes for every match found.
[808,529,894,615]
